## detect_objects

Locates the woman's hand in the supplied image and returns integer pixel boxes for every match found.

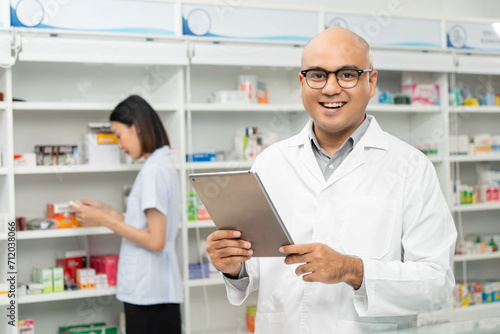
[76,199,112,213]
[70,200,109,227]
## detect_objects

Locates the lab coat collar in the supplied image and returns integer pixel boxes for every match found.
[287,115,387,150]
[287,115,388,186]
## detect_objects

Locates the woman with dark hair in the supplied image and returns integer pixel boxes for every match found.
[70,95,182,334]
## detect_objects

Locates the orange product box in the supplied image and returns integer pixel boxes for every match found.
[77,268,96,289]
[47,202,80,228]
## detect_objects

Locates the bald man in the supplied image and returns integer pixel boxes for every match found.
[206,27,456,333]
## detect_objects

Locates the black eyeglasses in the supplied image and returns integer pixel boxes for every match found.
[300,68,373,89]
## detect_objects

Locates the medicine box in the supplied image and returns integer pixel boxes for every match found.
[402,84,440,106]
[56,250,87,285]
[53,267,64,292]
[95,273,109,289]
[33,267,53,293]
[47,202,79,228]
[13,153,36,167]
[473,134,492,154]
[186,153,217,162]
[59,323,107,334]
[90,254,118,287]
[35,145,78,165]
[454,280,482,307]
[26,282,43,293]
[77,268,96,289]
[84,123,120,165]
[66,326,119,334]
[18,319,35,334]
[482,280,500,303]
[189,262,210,280]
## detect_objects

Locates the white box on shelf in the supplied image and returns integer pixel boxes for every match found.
[84,123,120,165]
[14,153,37,167]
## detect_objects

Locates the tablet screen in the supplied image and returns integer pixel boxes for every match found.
[189,170,294,257]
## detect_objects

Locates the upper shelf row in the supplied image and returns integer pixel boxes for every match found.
[1,32,500,73]
[1,102,499,114]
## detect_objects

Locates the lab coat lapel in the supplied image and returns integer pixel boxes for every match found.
[301,139,325,185]
[325,115,388,188]
[288,120,325,185]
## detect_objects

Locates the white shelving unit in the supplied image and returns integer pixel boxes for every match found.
[1,29,188,334]
[447,50,500,321]
[14,164,143,175]
[454,253,500,262]
[452,203,500,213]
[17,287,118,305]
[1,14,499,334]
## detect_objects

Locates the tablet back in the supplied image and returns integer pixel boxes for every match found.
[189,170,293,257]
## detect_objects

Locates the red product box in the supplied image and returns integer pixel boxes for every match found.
[90,254,118,287]
[56,250,87,285]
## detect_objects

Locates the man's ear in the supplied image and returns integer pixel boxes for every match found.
[369,70,378,98]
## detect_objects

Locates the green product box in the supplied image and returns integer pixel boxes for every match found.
[52,267,64,292]
[187,193,198,221]
[59,323,107,334]
[33,267,53,293]
[67,326,118,334]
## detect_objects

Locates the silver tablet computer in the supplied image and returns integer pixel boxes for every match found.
[189,170,294,257]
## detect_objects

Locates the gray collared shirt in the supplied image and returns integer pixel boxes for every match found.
[309,116,371,181]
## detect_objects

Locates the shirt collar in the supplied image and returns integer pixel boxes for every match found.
[308,115,371,155]
[143,145,171,166]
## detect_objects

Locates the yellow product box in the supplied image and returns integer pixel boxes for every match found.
[84,123,120,165]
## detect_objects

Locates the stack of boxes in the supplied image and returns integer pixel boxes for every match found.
[76,268,96,290]
[19,267,64,296]
[89,254,119,287]
[455,280,500,307]
[449,134,500,156]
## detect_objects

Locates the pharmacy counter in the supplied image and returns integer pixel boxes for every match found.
[379,317,500,334]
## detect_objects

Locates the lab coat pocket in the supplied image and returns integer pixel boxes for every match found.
[117,255,137,295]
[340,195,397,259]
[338,319,397,333]
[255,311,286,334]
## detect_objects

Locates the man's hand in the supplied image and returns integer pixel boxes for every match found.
[206,230,253,278]
[280,243,364,289]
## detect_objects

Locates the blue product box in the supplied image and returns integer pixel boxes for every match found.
[189,263,210,280]
[186,153,217,162]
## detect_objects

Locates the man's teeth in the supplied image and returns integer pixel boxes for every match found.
[322,102,345,108]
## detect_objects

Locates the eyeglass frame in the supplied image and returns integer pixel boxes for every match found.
[300,68,373,89]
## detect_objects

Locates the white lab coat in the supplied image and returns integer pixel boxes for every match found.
[224,116,456,334]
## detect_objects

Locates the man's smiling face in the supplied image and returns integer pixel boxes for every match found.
[299,27,377,142]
